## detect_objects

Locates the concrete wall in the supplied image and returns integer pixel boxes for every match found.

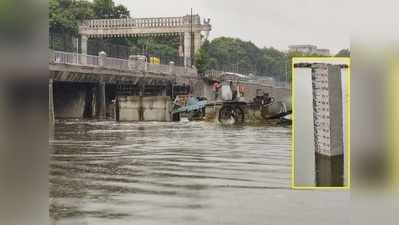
[118,96,171,121]
[142,96,171,121]
[119,96,141,121]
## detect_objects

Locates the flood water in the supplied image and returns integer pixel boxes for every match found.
[50,120,348,225]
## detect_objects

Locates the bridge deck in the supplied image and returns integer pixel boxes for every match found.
[49,51,198,84]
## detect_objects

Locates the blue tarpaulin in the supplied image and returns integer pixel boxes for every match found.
[173,97,208,113]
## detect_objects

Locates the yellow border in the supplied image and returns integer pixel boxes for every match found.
[390,59,399,188]
[291,57,351,190]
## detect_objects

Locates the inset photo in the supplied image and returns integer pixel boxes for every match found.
[292,57,350,189]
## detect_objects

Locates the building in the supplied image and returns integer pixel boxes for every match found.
[314,48,330,56]
[288,45,330,56]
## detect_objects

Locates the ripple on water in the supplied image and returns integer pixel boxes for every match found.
[50,120,291,225]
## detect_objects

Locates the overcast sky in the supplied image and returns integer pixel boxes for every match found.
[114,0,399,54]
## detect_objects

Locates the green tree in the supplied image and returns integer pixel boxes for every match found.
[49,0,130,34]
[49,0,94,34]
[262,47,288,81]
[93,0,129,19]
[206,37,261,74]
[195,37,289,81]
[112,5,130,19]
[195,40,211,74]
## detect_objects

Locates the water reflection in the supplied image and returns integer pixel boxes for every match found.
[50,120,294,225]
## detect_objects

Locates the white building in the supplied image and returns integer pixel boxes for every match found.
[288,45,330,56]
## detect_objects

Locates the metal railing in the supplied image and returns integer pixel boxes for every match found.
[49,50,197,77]
[52,51,99,66]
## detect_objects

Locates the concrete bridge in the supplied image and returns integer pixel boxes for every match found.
[79,15,212,66]
[49,50,198,84]
[49,50,198,122]
[49,50,290,123]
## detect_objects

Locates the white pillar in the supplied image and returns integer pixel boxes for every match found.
[136,55,147,72]
[184,32,191,67]
[178,33,184,57]
[193,32,202,54]
[81,35,88,65]
[169,61,175,74]
[98,51,107,67]
[81,35,88,55]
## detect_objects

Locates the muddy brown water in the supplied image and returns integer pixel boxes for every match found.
[50,120,348,225]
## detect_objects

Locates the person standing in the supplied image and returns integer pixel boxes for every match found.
[212,81,221,100]
[230,81,237,100]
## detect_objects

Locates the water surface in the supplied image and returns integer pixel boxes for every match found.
[50,120,348,225]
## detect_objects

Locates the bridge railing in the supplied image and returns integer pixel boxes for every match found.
[175,66,198,77]
[52,51,99,66]
[80,16,200,29]
[102,57,129,70]
[147,63,170,74]
[49,50,197,77]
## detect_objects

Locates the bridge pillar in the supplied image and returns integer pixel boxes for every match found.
[139,83,145,121]
[184,32,191,67]
[193,32,202,54]
[97,81,106,119]
[161,86,168,96]
[49,79,54,124]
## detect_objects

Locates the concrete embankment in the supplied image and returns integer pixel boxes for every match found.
[118,96,171,121]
